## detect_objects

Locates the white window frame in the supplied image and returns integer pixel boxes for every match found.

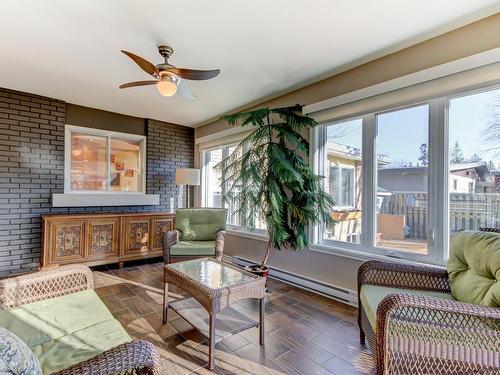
[64,125,147,194]
[200,143,267,236]
[311,83,500,266]
[311,98,448,266]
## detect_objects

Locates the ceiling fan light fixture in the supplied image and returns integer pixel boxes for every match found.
[156,74,178,97]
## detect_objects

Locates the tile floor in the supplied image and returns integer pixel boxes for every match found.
[93,260,375,375]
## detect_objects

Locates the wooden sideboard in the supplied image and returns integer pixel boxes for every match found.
[41,212,175,268]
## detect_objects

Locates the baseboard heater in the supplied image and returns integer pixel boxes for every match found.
[226,255,358,307]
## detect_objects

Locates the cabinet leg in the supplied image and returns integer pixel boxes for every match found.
[118,262,124,269]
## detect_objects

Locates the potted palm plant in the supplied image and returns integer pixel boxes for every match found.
[218,105,335,277]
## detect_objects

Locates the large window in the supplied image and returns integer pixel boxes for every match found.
[65,125,146,193]
[202,144,266,232]
[314,85,500,265]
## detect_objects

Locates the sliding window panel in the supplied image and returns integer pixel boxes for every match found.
[70,133,107,191]
[322,118,363,244]
[375,104,430,256]
[448,88,500,237]
[205,148,223,208]
[110,138,142,192]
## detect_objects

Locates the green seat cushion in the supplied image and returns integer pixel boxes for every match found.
[31,319,130,374]
[175,208,226,241]
[447,230,500,307]
[360,285,454,331]
[0,289,114,347]
[170,240,216,256]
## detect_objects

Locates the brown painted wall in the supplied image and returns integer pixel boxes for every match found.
[66,103,146,135]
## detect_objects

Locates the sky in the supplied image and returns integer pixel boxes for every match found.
[327,87,500,168]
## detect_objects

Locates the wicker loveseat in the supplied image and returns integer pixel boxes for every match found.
[358,230,500,374]
[0,264,161,374]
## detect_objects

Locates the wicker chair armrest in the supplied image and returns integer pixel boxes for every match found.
[376,294,500,373]
[0,264,94,309]
[51,340,161,375]
[215,230,226,261]
[358,260,450,293]
[162,229,180,263]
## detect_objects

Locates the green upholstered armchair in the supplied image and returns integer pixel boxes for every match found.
[162,208,227,264]
[357,230,500,375]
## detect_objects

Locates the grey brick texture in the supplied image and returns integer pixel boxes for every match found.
[0,88,194,275]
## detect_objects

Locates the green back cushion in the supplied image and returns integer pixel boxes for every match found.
[0,327,41,375]
[175,208,227,241]
[447,230,500,307]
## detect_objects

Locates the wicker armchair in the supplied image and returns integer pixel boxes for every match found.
[162,208,227,264]
[358,260,500,375]
[0,265,162,375]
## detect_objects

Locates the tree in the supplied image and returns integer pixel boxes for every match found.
[450,141,465,164]
[483,96,500,151]
[487,160,497,171]
[467,153,482,162]
[218,105,335,269]
[418,143,428,166]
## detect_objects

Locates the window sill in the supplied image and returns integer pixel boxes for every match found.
[226,228,268,242]
[226,228,446,268]
[52,193,160,207]
[309,242,446,268]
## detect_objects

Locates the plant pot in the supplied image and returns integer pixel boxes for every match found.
[244,264,269,278]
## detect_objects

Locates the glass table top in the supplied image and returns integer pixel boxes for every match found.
[167,258,255,290]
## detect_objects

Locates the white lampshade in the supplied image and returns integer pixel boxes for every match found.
[175,168,200,186]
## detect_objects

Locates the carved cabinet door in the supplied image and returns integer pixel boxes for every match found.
[48,221,86,265]
[123,217,151,255]
[152,217,174,252]
[87,218,120,261]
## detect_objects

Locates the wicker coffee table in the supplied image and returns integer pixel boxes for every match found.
[163,258,266,370]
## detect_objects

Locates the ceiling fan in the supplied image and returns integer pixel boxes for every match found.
[119,45,220,98]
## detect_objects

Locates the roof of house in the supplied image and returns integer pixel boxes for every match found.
[326,141,391,164]
[378,161,492,176]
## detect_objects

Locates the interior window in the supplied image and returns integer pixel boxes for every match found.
[68,127,145,193]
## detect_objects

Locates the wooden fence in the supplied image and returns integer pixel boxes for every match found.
[379,192,500,239]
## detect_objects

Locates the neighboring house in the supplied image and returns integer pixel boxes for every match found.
[325,142,390,210]
[325,142,362,209]
[493,171,500,193]
[378,161,495,193]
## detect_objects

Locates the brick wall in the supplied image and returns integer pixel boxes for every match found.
[0,88,194,275]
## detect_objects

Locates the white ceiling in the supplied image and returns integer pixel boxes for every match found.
[0,1,499,127]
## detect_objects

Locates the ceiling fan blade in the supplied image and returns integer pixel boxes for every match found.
[119,80,158,89]
[177,79,196,99]
[121,50,160,78]
[166,68,220,80]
